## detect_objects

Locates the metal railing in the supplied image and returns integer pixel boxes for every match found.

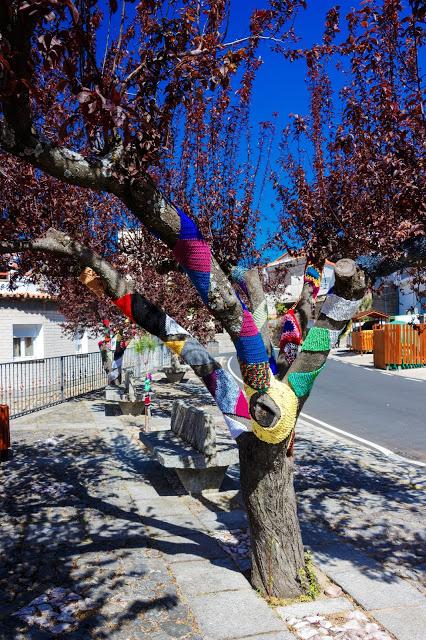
[0,344,170,419]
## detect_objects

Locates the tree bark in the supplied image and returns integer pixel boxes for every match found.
[238,432,304,598]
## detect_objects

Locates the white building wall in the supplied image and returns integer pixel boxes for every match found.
[264,260,335,317]
[398,282,423,316]
[0,300,99,363]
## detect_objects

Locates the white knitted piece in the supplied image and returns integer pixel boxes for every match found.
[224,415,250,440]
[165,316,189,336]
[253,301,268,330]
[321,294,361,321]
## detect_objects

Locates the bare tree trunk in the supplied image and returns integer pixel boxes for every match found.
[238,433,305,598]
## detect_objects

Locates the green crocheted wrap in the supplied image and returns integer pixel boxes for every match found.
[288,365,325,398]
[301,327,330,353]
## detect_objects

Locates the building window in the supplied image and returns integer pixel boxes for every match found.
[13,325,43,359]
[74,330,88,354]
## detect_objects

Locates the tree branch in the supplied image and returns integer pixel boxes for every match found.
[231,265,273,356]
[284,258,366,411]
[357,237,426,280]
[276,259,323,379]
[0,228,250,439]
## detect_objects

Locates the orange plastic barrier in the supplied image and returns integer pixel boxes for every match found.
[373,324,426,369]
[351,330,374,353]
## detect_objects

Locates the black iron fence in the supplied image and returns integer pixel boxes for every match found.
[0,345,170,418]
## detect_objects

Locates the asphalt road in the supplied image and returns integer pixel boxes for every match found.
[228,355,426,463]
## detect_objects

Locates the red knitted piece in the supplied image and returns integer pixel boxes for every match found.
[279,309,302,350]
[113,293,134,322]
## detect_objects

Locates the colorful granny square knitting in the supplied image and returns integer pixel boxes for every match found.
[304,264,321,298]
[240,362,270,392]
[283,342,299,363]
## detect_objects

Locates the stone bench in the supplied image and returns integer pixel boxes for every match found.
[139,400,239,494]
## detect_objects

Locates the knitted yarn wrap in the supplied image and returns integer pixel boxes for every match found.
[244,376,298,444]
[301,327,330,352]
[321,294,362,322]
[113,291,250,439]
[240,362,270,392]
[288,365,325,398]
[279,309,302,350]
[328,329,341,348]
[253,300,269,331]
[304,264,321,299]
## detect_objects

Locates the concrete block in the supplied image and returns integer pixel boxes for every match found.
[277,596,354,620]
[104,402,122,416]
[176,466,228,494]
[105,386,123,401]
[172,400,216,456]
[330,569,425,610]
[189,590,284,640]
[372,604,426,640]
[118,400,147,416]
[171,558,251,597]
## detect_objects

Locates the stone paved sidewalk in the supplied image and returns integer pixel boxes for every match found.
[1,376,426,640]
[1,398,204,640]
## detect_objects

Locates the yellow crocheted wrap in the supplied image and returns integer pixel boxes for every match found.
[164,339,186,355]
[245,375,298,444]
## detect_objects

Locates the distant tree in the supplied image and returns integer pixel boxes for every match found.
[274,0,425,267]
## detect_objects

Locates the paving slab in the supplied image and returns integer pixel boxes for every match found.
[126,479,164,499]
[329,568,425,610]
[372,604,426,640]
[151,532,227,563]
[311,542,378,575]
[198,509,248,531]
[276,596,354,619]
[144,513,209,538]
[189,590,284,640]
[132,495,193,517]
[236,632,296,640]
[171,558,251,597]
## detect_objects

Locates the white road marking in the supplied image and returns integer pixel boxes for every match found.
[226,356,426,468]
[299,414,426,468]
[328,355,425,382]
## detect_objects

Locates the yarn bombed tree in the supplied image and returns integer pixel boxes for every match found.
[0,1,367,598]
[1,227,366,597]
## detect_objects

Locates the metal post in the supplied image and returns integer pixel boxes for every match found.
[60,356,64,402]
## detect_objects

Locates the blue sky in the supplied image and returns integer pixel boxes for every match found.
[225,1,361,259]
